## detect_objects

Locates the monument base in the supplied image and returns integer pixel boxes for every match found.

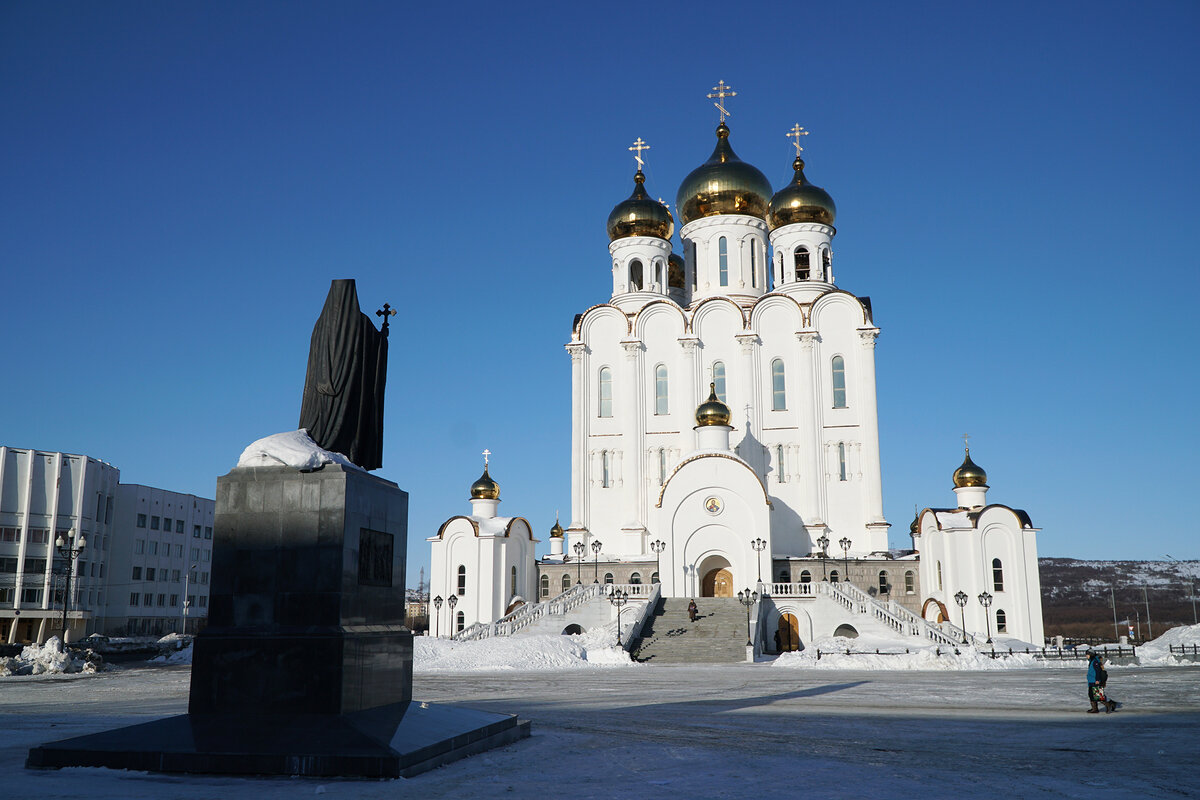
[26,701,530,779]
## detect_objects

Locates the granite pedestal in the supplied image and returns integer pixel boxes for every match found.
[28,464,529,778]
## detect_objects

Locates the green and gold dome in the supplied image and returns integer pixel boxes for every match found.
[607,170,674,241]
[676,123,773,225]
[768,156,837,230]
[470,467,500,500]
[952,450,988,488]
[695,383,732,427]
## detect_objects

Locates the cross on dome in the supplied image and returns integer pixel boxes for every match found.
[482,448,491,469]
[786,123,809,157]
[962,433,970,453]
[707,80,737,123]
[628,137,650,171]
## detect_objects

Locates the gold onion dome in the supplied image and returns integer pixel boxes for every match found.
[470,467,500,500]
[607,170,674,241]
[768,156,837,230]
[952,450,988,488]
[675,123,773,225]
[549,516,564,538]
[695,382,732,427]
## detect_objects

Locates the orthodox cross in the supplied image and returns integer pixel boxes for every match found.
[786,123,809,156]
[482,449,491,469]
[962,433,970,452]
[707,80,736,123]
[375,303,397,336]
[629,137,650,171]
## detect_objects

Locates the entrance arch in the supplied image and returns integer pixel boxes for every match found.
[697,554,734,597]
[777,612,801,652]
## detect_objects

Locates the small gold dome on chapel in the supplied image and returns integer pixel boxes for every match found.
[607,170,675,241]
[695,383,732,427]
[470,467,500,500]
[768,156,837,229]
[952,450,988,488]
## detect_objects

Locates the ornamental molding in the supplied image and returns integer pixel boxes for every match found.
[620,339,643,357]
[680,214,769,236]
[735,333,759,354]
[565,343,587,362]
[767,221,835,237]
[796,330,820,350]
[610,236,673,254]
[857,328,880,348]
[677,336,700,353]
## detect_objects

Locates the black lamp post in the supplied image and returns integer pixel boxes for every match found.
[650,539,665,585]
[447,593,458,637]
[737,588,758,647]
[977,590,993,644]
[591,539,603,584]
[954,590,969,644]
[607,587,629,648]
[839,537,852,586]
[432,595,443,638]
[55,531,86,648]
[817,534,829,580]
[573,541,585,584]
[750,537,766,585]
[181,561,197,635]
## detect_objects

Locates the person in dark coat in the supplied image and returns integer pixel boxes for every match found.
[1086,649,1116,713]
[687,599,698,622]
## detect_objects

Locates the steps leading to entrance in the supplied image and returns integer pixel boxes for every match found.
[630,598,750,664]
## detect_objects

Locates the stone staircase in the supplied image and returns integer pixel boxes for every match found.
[630,597,750,664]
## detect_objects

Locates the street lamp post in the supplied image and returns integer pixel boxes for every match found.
[977,591,993,644]
[750,538,766,586]
[817,535,829,580]
[447,593,458,637]
[572,541,585,584]
[650,539,666,586]
[607,587,629,648]
[954,590,969,644]
[432,595,443,638]
[591,539,603,584]
[839,537,852,586]
[737,588,758,647]
[181,562,198,635]
[54,531,86,648]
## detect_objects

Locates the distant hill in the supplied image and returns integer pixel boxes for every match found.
[1040,558,1199,640]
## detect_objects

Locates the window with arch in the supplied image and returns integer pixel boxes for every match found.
[831,356,847,408]
[654,258,664,288]
[561,574,571,592]
[456,565,467,596]
[455,611,465,633]
[604,572,614,585]
[511,566,517,597]
[630,259,643,291]
[837,442,848,481]
[775,444,786,482]
[689,241,697,288]
[598,367,612,418]
[996,609,1007,633]
[750,243,757,288]
[718,236,729,286]
[540,574,550,598]
[777,569,790,583]
[800,570,812,584]
[712,361,727,402]
[829,569,840,583]
[651,571,660,585]
[822,247,832,280]
[601,450,612,488]
[904,570,915,594]
[878,570,890,595]
[654,365,669,415]
[776,251,784,286]
[936,561,943,591]
[771,359,786,410]
[992,558,1004,592]
[630,572,642,585]
[795,246,811,281]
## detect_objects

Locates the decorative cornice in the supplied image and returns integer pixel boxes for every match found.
[565,342,586,362]
[655,452,774,509]
[677,336,700,353]
[620,339,643,358]
[679,214,769,235]
[796,330,820,350]
[858,328,880,348]
[735,332,759,354]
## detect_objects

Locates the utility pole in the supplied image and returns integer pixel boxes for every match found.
[1142,586,1152,641]
[1111,585,1119,640]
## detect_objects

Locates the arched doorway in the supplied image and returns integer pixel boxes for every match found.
[701,567,733,597]
[777,613,801,652]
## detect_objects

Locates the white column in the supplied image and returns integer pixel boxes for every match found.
[678,337,700,452]
[857,329,885,524]
[567,343,586,531]
[620,339,643,534]
[796,332,823,523]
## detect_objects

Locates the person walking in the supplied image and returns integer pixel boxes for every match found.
[1086,648,1116,714]
[687,599,698,622]
[1097,652,1120,712]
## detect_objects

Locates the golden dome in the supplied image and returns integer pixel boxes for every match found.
[910,509,921,534]
[607,170,674,241]
[675,123,772,225]
[470,467,500,500]
[549,517,564,538]
[952,450,988,488]
[768,156,837,230]
[695,382,732,427]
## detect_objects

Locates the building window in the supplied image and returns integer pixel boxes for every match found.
[832,356,847,408]
[878,570,889,594]
[130,593,139,607]
[457,565,467,596]
[0,588,12,604]
[598,367,612,418]
[175,519,184,534]
[456,611,465,633]
[800,570,811,584]
[837,443,848,481]
[822,247,832,280]
[136,514,146,529]
[904,570,915,594]
[193,526,201,538]
[936,561,943,591]
[157,594,166,607]
[199,572,208,584]
[191,547,200,560]
[689,241,697,289]
[172,569,181,583]
[540,574,550,599]
[170,594,179,607]
[630,259,643,291]
[651,571,660,584]
[829,570,840,583]
[992,558,1004,592]
[561,574,571,592]
[148,541,158,556]
[654,365,669,415]
[511,566,517,597]
[601,450,611,488]
[25,557,46,573]
[204,527,213,539]
[795,246,810,281]
[132,567,142,581]
[712,361,726,402]
[749,243,757,288]
[718,236,728,286]
[143,593,153,606]
[164,518,173,532]
[175,545,183,557]
[604,572,614,585]
[145,567,156,581]
[630,572,642,585]
[771,359,786,410]
[996,609,1007,633]
[150,516,160,530]
[1,557,18,574]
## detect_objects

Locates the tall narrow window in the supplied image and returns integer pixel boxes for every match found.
[822,247,832,280]
[992,558,1004,592]
[795,246,810,281]
[771,358,786,410]
[456,611,464,632]
[601,451,611,488]
[629,259,643,291]
[540,574,549,598]
[936,561,943,591]
[457,565,467,596]
[659,449,668,485]
[996,609,1007,633]
[654,365,669,415]
[630,572,642,585]
[604,572,614,585]
[837,443,848,481]
[750,243,757,288]
[776,252,783,287]
[830,570,840,583]
[878,571,889,594]
[690,241,697,289]
[718,237,728,286]
[561,574,571,592]
[712,361,726,402]
[598,367,612,418]
[800,570,811,584]
[654,259,664,288]
[904,570,915,594]
[775,445,785,482]
[831,356,847,408]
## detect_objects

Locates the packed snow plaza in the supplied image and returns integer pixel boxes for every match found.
[430,86,1043,653]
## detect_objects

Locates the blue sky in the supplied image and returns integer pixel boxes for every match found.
[2,1,1198,584]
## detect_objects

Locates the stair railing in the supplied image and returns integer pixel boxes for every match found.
[622,583,662,651]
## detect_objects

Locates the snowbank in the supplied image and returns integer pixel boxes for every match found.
[415,628,639,672]
[236,429,362,471]
[1135,622,1200,666]
[771,632,1076,671]
[148,633,194,665]
[0,637,102,677]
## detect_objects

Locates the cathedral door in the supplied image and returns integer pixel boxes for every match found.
[777,613,800,652]
[702,568,734,597]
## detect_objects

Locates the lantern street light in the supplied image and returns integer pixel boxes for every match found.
[817,535,830,580]
[432,595,443,638]
[953,590,969,644]
[591,539,603,584]
[650,539,666,586]
[839,537,852,587]
[607,587,629,648]
[750,538,766,585]
[977,591,993,644]
[737,588,758,647]
[572,541,586,584]
[54,531,86,648]
[180,562,198,634]
[447,593,458,638]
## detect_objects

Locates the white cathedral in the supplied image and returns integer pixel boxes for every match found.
[430,86,1044,650]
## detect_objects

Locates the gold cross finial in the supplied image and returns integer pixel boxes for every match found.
[482,448,491,469]
[707,80,737,123]
[628,137,650,171]
[787,123,809,157]
[962,433,970,453]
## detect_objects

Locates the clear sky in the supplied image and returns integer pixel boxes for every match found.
[2,1,1198,585]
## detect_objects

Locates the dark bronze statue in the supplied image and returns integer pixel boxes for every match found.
[299,279,391,470]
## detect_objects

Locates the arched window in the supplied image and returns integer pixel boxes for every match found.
[996,609,1007,633]
[598,367,612,418]
[630,259,643,291]
[540,574,550,598]
[775,445,786,482]
[654,365,669,415]
[455,611,465,633]
[601,450,611,488]
[777,569,789,583]
[604,572,614,585]
[800,570,811,584]
[822,247,832,280]
[651,571,660,584]
[832,356,847,408]
[689,241,697,289]
[776,251,783,286]
[561,574,571,592]
[630,572,642,585]
[837,443,848,481]
[511,566,517,597]
[878,570,889,595]
[904,570,915,594]
[456,565,467,596]
[718,237,729,286]
[795,246,810,281]
[829,569,840,583]
[712,361,727,402]
[771,359,786,410]
[936,561,943,591]
[654,258,664,288]
[750,243,757,288]
[992,558,1004,592]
